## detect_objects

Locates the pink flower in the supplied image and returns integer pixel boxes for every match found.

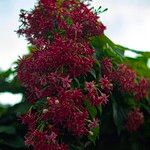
[85,81,96,93]
[98,93,109,105]
[47,131,57,143]
[61,76,72,89]
[88,118,100,129]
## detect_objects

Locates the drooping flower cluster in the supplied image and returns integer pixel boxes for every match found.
[45,90,89,136]
[18,0,105,43]
[17,0,149,149]
[99,75,113,94]
[134,78,150,101]
[100,58,149,131]
[25,130,68,150]
[125,108,144,132]
[115,64,137,92]
[101,57,113,78]
[85,81,110,106]
[115,64,149,101]
[17,0,106,149]
[18,37,94,80]
[101,58,149,101]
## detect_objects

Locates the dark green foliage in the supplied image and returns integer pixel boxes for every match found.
[0,69,29,149]
[0,68,24,94]
[0,103,29,150]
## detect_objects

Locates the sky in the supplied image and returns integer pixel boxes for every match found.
[0,0,150,105]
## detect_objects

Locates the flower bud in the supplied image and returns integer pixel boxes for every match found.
[88,131,94,136]
[55,100,59,104]
[43,109,48,113]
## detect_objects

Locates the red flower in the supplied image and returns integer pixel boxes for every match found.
[61,76,72,89]
[18,0,105,43]
[25,130,68,150]
[125,108,144,132]
[85,81,109,106]
[115,64,136,93]
[101,58,113,77]
[85,81,96,93]
[21,112,36,131]
[66,110,89,136]
[98,93,109,105]
[134,78,149,101]
[99,75,113,94]
[88,118,100,129]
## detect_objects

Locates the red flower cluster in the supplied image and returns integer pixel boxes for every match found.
[18,0,105,43]
[114,64,149,101]
[115,64,137,92]
[101,58,149,101]
[21,112,36,131]
[85,81,110,106]
[134,78,149,101]
[99,75,113,94]
[46,90,89,136]
[125,108,144,132]
[17,0,149,148]
[18,0,106,149]
[100,58,148,132]
[25,130,68,150]
[101,58,113,78]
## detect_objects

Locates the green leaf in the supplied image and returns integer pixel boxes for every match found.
[70,144,83,150]
[57,0,63,6]
[0,105,8,117]
[66,17,73,26]
[3,136,25,148]
[123,97,137,108]
[112,98,125,135]
[125,56,150,77]
[72,78,80,88]
[97,105,102,116]
[90,35,124,63]
[141,103,150,114]
[0,125,16,134]
[84,100,97,118]
[13,102,31,116]
[90,69,97,79]
[88,126,100,144]
[33,99,46,110]
[0,69,13,80]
